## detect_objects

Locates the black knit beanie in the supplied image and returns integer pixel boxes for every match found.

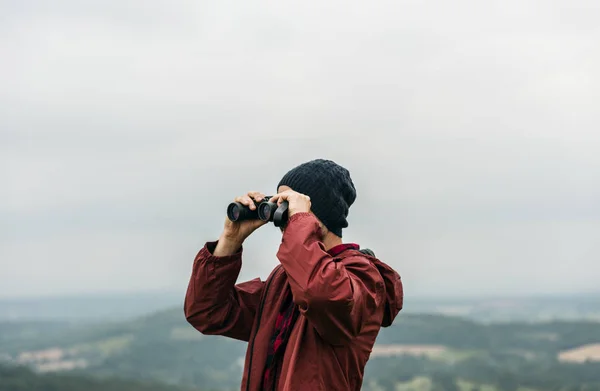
[277,159,356,237]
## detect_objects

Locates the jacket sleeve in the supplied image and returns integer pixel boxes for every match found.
[184,241,264,342]
[276,213,384,346]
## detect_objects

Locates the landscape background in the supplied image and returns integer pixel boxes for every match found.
[3,0,599,390]
[1,292,600,391]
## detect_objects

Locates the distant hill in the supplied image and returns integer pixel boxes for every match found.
[0,364,201,391]
[2,292,599,323]
[0,291,184,322]
[2,307,600,390]
[407,293,600,323]
[0,308,245,391]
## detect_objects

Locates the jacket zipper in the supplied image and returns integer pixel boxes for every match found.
[245,265,281,391]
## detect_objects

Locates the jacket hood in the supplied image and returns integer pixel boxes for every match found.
[354,249,403,327]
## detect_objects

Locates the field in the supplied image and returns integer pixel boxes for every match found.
[558,343,600,363]
[2,295,600,391]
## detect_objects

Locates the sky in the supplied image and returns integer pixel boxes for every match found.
[1,0,599,299]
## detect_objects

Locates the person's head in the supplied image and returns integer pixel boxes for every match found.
[276,159,356,241]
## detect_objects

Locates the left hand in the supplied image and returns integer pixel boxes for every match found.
[269,190,311,217]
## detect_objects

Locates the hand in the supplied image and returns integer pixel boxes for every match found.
[220,191,268,246]
[269,189,311,217]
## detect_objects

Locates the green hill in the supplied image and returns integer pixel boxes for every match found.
[0,308,245,390]
[2,308,600,391]
[0,364,202,391]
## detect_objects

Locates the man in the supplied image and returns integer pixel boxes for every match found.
[184,159,403,391]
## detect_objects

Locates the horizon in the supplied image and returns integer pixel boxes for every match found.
[2,288,599,325]
[2,288,599,302]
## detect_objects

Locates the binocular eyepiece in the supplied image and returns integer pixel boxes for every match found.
[227,196,289,227]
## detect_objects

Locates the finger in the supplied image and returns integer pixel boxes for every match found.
[270,193,287,206]
[247,191,265,202]
[234,195,252,205]
[234,195,256,209]
[276,192,291,206]
[269,194,280,204]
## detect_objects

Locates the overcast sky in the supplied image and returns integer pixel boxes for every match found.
[1,0,599,299]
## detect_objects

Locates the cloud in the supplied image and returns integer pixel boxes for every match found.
[1,0,599,297]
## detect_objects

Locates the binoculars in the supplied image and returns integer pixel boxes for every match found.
[227,196,289,227]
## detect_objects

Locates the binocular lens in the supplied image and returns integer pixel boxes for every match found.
[227,202,254,222]
[258,202,277,221]
[230,206,240,220]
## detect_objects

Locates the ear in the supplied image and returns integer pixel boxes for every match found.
[315,218,328,239]
[322,224,336,242]
[310,213,329,240]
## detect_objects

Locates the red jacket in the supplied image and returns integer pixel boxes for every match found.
[184,213,403,390]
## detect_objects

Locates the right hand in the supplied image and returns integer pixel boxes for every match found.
[220,191,268,246]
